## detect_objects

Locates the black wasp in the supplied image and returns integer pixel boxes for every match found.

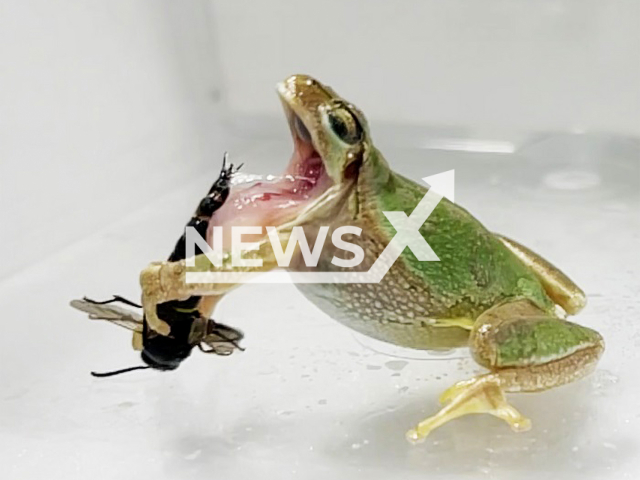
[71,154,244,377]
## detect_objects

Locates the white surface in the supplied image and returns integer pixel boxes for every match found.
[1,136,638,479]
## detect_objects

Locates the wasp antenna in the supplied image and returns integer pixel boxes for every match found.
[90,366,151,378]
[83,295,142,309]
[221,152,228,171]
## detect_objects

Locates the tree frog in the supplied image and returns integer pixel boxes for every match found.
[139,74,604,443]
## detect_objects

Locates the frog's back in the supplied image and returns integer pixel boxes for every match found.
[363,168,555,319]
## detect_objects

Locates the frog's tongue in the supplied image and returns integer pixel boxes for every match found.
[207,133,332,249]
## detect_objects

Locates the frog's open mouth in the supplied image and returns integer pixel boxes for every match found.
[207,109,334,248]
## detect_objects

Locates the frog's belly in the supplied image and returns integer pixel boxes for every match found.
[287,226,470,350]
[293,282,470,351]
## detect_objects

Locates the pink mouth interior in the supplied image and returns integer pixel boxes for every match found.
[208,115,332,249]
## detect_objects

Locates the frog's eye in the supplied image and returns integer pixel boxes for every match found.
[326,107,363,145]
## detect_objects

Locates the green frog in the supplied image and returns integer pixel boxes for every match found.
[139,74,604,443]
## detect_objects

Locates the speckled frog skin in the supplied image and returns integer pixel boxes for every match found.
[291,159,555,352]
[139,74,604,443]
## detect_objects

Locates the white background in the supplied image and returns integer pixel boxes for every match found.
[0,1,639,479]
[0,1,222,279]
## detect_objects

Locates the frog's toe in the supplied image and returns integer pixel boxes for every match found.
[407,374,531,444]
[139,262,174,335]
[438,377,477,405]
[143,302,171,336]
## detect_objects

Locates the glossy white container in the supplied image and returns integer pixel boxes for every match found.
[1,1,638,479]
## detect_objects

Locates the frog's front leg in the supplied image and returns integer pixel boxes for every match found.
[140,232,290,335]
[406,299,604,443]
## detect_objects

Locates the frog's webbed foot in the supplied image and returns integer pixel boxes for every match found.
[407,374,531,444]
[139,261,174,335]
[407,299,604,443]
[140,231,290,336]
[139,258,227,336]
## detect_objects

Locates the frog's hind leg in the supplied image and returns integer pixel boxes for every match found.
[406,299,604,444]
[497,235,587,315]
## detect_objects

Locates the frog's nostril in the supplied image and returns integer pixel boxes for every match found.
[293,115,312,144]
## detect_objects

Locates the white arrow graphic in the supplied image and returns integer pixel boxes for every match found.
[186,170,454,284]
[423,169,455,203]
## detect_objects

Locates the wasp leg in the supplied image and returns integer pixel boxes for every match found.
[167,156,240,263]
[84,295,142,309]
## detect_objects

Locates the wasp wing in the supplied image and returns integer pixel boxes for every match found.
[70,299,144,333]
[198,322,244,356]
